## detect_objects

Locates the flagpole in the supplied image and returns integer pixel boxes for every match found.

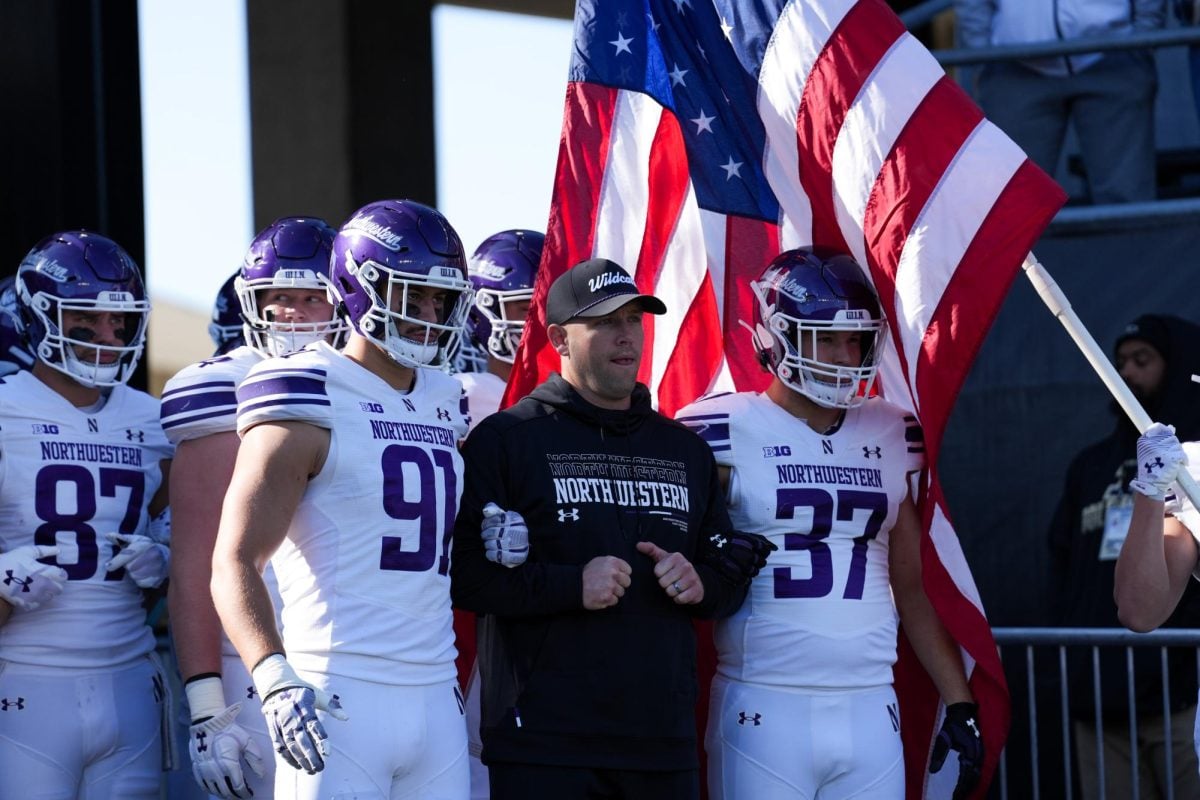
[1021,252,1200,507]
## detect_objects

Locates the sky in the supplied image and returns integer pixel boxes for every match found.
[138,2,572,315]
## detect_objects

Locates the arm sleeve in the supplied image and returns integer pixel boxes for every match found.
[450,423,584,617]
[953,0,996,49]
[689,449,751,620]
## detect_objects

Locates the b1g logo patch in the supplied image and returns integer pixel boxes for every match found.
[32,424,59,435]
[761,445,791,458]
[360,402,384,414]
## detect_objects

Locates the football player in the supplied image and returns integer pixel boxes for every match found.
[162,216,346,799]
[455,229,542,422]
[676,248,984,800]
[0,231,172,798]
[211,199,474,798]
[208,271,245,356]
[453,228,542,799]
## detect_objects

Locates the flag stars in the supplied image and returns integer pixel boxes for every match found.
[673,0,690,12]
[669,63,688,87]
[720,16,734,40]
[610,30,634,55]
[690,109,715,134]
[646,12,660,32]
[720,156,743,180]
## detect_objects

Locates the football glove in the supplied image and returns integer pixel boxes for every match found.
[186,676,266,799]
[1130,422,1187,501]
[252,654,347,774]
[0,544,67,611]
[481,502,529,568]
[929,701,984,800]
[104,532,170,588]
[699,530,777,588]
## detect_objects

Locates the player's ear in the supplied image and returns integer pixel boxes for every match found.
[547,324,569,357]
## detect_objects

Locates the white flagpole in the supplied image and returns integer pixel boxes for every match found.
[1021,252,1200,506]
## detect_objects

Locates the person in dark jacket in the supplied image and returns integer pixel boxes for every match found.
[450,257,771,800]
[1049,313,1200,799]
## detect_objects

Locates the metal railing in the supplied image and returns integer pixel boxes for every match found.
[993,627,1200,800]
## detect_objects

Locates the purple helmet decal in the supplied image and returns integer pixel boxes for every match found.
[467,229,543,364]
[235,216,347,357]
[750,247,887,409]
[15,230,149,387]
[208,271,245,355]
[329,199,472,368]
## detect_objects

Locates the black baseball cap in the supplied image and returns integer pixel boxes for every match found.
[545,258,667,325]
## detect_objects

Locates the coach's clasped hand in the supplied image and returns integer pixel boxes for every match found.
[185,676,266,799]
[1130,423,1188,501]
[929,701,984,800]
[252,654,348,774]
[481,502,529,567]
[0,544,67,611]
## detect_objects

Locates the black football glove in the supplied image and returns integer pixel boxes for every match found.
[929,701,983,800]
[699,530,777,587]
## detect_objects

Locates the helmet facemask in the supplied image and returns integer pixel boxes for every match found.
[751,271,887,409]
[473,286,533,364]
[24,289,149,388]
[236,269,348,358]
[342,258,473,369]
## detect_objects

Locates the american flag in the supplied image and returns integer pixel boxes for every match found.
[503,0,1066,796]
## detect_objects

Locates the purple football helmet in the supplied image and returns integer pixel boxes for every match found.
[751,247,887,409]
[467,229,543,365]
[235,216,347,357]
[208,271,245,356]
[16,230,149,387]
[329,199,472,368]
[0,276,34,376]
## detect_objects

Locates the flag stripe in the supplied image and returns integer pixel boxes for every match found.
[799,0,906,253]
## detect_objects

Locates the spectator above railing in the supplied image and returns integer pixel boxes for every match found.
[897,0,1200,64]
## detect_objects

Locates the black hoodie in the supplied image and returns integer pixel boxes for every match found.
[450,373,746,771]
[1048,314,1200,721]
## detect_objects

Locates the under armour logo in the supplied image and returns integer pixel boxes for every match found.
[863,446,882,459]
[966,718,980,738]
[2,570,32,592]
[1146,457,1165,474]
[246,685,257,700]
[0,697,24,711]
[558,508,580,522]
[709,533,728,550]
[125,429,144,442]
[737,711,761,726]
[437,408,451,422]
[195,730,208,752]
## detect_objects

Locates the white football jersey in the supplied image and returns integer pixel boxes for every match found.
[161,344,282,661]
[0,372,171,669]
[454,370,505,433]
[236,342,469,685]
[160,345,264,444]
[677,392,924,689]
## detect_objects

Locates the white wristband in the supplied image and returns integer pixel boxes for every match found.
[251,653,302,700]
[184,676,227,722]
